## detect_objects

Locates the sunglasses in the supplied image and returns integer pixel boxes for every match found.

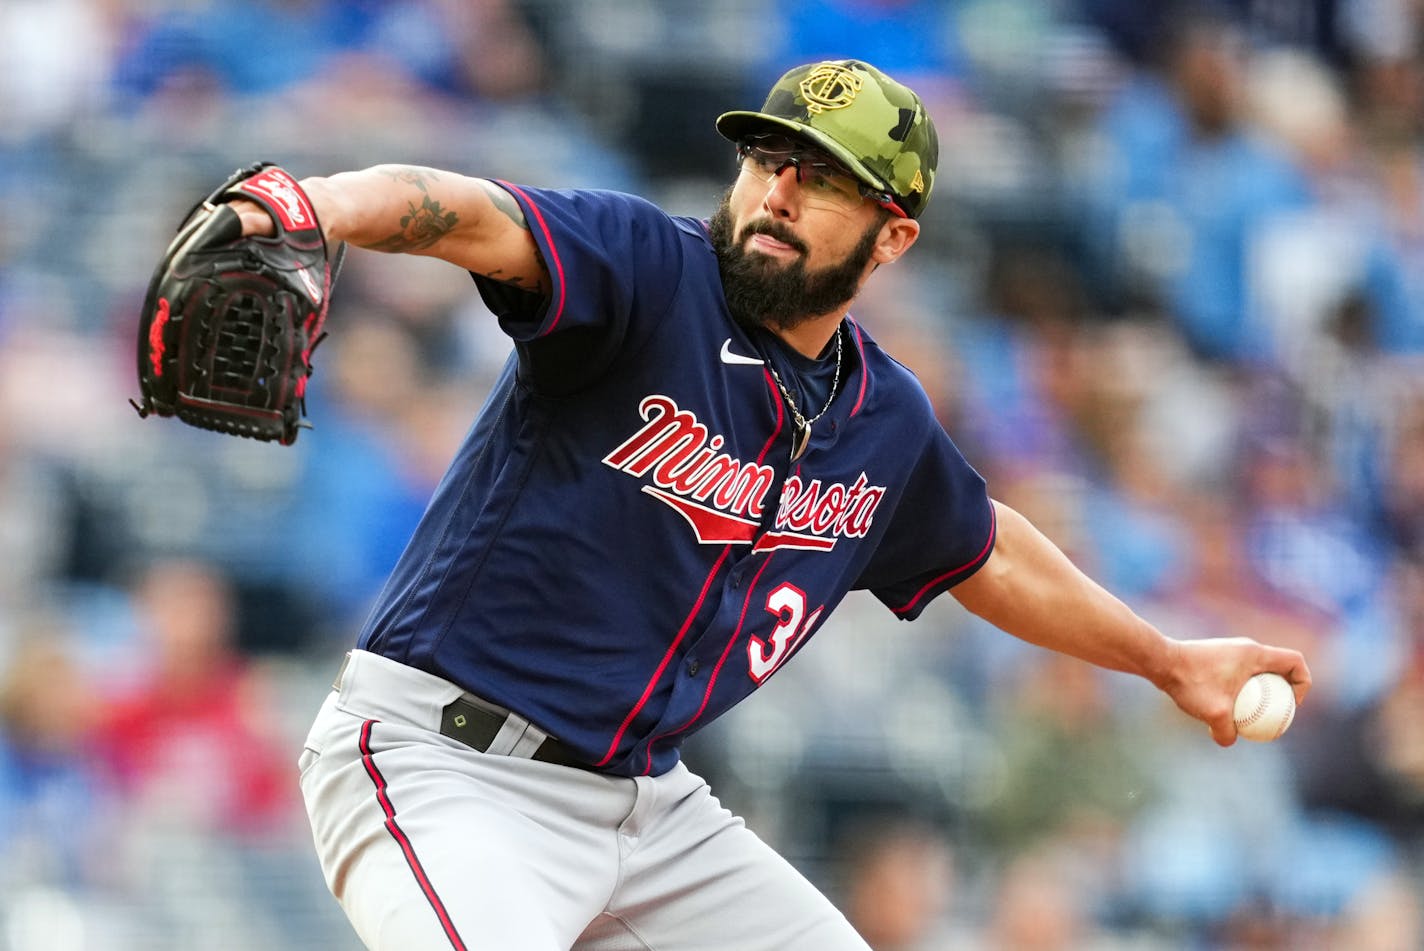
[736,134,907,218]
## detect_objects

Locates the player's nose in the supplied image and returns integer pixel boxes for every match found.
[761,164,801,220]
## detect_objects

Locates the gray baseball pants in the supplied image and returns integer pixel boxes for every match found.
[298,649,871,951]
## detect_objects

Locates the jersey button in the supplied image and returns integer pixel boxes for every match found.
[687,659,701,677]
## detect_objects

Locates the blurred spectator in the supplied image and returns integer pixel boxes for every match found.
[112,0,383,101]
[1079,0,1354,67]
[1324,864,1424,951]
[95,559,295,838]
[979,652,1152,859]
[49,426,329,654]
[1117,712,1302,930]
[0,0,111,146]
[85,558,347,948]
[832,815,969,951]
[851,262,968,426]
[981,843,1124,950]
[0,627,118,892]
[107,0,549,105]
[0,416,67,620]
[951,243,1096,484]
[295,310,462,628]
[1234,379,1401,710]
[767,0,968,104]
[361,0,548,101]
[1147,494,1328,673]
[1245,48,1423,372]
[1074,3,1313,362]
[1293,580,1424,846]
[524,0,768,185]
[1380,388,1424,557]
[1060,322,1199,600]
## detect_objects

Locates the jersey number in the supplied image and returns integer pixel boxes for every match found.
[747,583,824,684]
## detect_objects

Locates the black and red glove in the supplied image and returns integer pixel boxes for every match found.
[133,162,345,444]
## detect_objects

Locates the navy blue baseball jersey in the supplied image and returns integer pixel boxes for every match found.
[356,183,995,777]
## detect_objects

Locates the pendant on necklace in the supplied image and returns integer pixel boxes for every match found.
[790,419,812,462]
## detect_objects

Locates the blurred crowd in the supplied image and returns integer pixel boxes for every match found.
[4,0,1424,948]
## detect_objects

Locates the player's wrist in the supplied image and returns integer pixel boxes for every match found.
[298,176,344,245]
[1139,630,1184,694]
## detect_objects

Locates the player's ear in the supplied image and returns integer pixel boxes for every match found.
[871,217,919,265]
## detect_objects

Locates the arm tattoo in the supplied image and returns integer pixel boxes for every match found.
[368,166,458,252]
[480,180,530,231]
[475,180,544,295]
[368,195,459,252]
[367,168,546,294]
[379,166,441,190]
[479,266,547,297]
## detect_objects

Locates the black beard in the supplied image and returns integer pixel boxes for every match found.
[708,188,882,333]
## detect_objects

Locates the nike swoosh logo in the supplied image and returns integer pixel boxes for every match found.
[720,339,764,366]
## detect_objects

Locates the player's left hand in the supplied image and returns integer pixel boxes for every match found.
[132,162,343,444]
[1159,637,1311,746]
[230,197,277,237]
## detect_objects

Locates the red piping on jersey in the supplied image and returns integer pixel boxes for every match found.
[594,547,733,768]
[595,370,786,763]
[642,551,779,775]
[750,377,783,469]
[847,318,868,418]
[890,502,998,616]
[359,719,469,951]
[496,181,567,335]
[636,415,786,773]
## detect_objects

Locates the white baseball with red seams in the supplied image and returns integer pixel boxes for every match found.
[1233,673,1296,742]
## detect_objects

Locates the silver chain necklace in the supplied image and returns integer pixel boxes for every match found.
[767,327,842,462]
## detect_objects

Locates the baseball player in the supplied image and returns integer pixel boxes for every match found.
[244,60,1312,950]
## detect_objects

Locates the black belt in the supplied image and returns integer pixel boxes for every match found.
[438,696,591,770]
[333,652,591,771]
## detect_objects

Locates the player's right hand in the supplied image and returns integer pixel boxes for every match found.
[1162,636,1311,747]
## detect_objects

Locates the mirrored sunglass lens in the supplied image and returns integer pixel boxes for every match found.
[764,151,797,172]
[739,139,870,207]
[801,163,860,198]
[742,147,791,176]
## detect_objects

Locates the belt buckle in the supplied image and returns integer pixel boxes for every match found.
[439,695,589,770]
[440,696,506,752]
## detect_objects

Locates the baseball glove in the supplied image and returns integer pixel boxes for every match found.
[132,162,346,445]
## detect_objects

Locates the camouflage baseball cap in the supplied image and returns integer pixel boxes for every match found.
[716,60,938,219]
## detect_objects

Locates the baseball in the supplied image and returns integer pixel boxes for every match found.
[1233,673,1296,742]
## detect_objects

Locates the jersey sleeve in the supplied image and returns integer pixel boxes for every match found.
[471,184,686,391]
[855,428,997,620]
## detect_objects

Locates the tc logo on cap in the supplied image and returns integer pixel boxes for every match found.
[798,63,863,115]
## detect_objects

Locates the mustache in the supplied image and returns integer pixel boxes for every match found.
[740,218,807,255]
